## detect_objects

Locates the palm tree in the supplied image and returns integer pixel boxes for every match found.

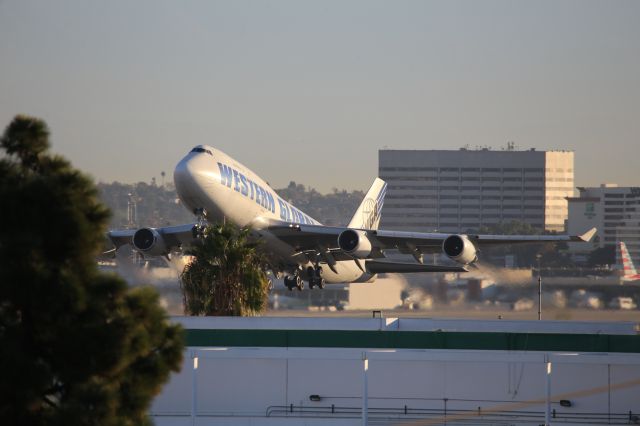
[180,222,270,316]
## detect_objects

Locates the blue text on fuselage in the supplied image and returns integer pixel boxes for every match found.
[217,162,315,225]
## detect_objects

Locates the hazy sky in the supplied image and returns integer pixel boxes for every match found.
[1,0,638,192]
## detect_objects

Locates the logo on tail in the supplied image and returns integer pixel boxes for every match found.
[349,179,387,230]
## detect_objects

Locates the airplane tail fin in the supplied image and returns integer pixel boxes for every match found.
[348,178,387,230]
[619,242,637,278]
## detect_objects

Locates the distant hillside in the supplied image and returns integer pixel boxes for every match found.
[97,182,193,229]
[276,181,365,226]
[98,180,364,229]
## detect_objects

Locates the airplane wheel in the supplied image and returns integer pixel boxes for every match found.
[296,275,304,291]
[267,279,273,291]
[284,276,294,291]
[309,281,315,290]
[318,278,325,289]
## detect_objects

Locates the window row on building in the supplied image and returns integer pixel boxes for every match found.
[388,185,546,191]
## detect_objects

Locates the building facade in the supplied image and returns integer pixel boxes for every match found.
[567,184,640,265]
[378,149,574,234]
[151,317,640,426]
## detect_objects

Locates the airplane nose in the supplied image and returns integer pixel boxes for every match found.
[174,155,196,184]
[174,153,216,201]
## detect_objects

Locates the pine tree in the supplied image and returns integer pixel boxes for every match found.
[0,115,184,426]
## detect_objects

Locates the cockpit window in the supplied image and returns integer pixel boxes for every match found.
[190,147,213,156]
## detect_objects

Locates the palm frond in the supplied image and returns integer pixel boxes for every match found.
[179,222,269,316]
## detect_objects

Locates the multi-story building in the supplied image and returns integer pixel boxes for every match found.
[378,148,574,234]
[566,184,640,265]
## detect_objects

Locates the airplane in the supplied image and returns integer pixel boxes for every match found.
[108,145,597,291]
[619,242,640,282]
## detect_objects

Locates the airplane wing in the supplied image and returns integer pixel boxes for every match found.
[374,227,598,252]
[268,224,352,251]
[107,223,199,253]
[268,222,596,259]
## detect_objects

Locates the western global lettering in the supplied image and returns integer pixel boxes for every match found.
[278,198,288,221]
[239,174,249,196]
[254,182,262,205]
[217,162,233,188]
[250,180,258,201]
[216,162,284,215]
[257,185,263,206]
[248,179,255,200]
[284,202,291,221]
[232,169,241,192]
[265,190,275,213]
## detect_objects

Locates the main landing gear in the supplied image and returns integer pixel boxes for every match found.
[283,266,325,291]
[307,266,325,290]
[284,273,304,291]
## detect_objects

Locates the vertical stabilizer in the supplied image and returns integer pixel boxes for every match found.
[620,242,637,278]
[347,178,387,230]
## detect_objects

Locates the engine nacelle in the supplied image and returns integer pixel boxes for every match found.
[337,229,372,258]
[442,234,478,265]
[132,227,167,256]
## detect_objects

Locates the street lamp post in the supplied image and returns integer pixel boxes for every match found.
[536,254,542,321]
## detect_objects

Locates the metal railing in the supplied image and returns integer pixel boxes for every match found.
[265,403,640,425]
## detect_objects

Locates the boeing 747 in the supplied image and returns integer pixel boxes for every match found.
[108,145,596,290]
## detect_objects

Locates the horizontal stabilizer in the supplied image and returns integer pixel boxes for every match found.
[366,260,467,274]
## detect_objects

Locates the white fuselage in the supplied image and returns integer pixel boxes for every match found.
[173,145,371,284]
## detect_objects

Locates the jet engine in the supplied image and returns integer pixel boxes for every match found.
[442,234,478,265]
[337,229,372,258]
[132,227,167,256]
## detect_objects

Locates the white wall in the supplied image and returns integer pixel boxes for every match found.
[150,348,640,426]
